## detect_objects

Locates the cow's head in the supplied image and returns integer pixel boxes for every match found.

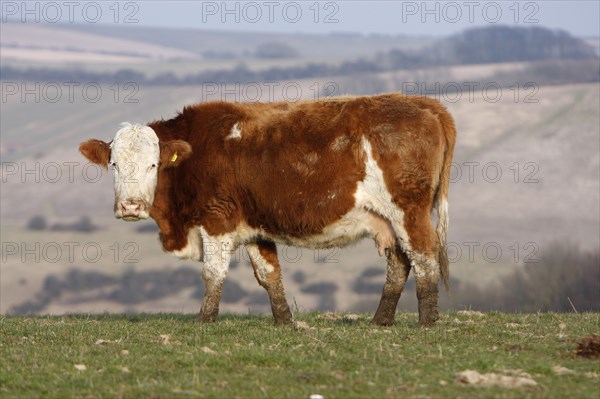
[79,123,192,221]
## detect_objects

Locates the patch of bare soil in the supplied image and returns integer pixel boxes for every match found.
[576,335,600,359]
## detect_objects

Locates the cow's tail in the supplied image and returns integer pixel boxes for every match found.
[434,107,456,291]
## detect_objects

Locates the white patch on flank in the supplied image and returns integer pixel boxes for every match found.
[171,228,203,261]
[246,243,275,282]
[110,123,160,216]
[226,123,242,140]
[354,137,439,278]
[354,137,412,253]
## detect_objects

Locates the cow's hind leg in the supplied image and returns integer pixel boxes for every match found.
[372,246,411,326]
[403,210,440,327]
[246,240,292,325]
[413,253,440,327]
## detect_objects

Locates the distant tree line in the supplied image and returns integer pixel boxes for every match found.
[439,26,598,64]
[26,215,99,233]
[1,26,596,87]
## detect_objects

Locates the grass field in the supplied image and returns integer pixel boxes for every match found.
[1,312,599,398]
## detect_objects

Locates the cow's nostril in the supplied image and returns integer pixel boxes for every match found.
[117,200,147,217]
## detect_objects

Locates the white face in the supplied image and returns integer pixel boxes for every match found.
[109,123,160,220]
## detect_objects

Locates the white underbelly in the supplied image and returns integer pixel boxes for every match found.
[246,207,395,255]
[275,209,371,249]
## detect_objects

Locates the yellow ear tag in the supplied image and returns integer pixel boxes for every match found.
[171,152,178,162]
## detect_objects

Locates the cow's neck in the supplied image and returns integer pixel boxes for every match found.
[149,170,186,252]
[148,116,194,252]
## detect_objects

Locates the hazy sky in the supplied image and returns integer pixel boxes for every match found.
[136,1,600,37]
[4,1,600,37]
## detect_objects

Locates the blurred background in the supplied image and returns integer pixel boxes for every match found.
[1,1,598,315]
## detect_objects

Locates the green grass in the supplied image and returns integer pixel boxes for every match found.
[1,312,599,398]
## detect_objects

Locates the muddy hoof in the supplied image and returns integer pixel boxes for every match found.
[418,311,439,327]
[371,315,395,326]
[274,315,293,325]
[196,311,217,323]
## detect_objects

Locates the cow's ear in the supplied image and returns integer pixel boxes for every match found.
[79,139,111,168]
[160,140,192,169]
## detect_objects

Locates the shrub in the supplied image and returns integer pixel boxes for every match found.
[254,42,298,59]
[448,243,600,312]
[50,215,99,232]
[70,216,98,232]
[26,215,47,231]
[503,244,600,312]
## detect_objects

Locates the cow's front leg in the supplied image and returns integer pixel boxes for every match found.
[246,240,292,325]
[197,231,234,323]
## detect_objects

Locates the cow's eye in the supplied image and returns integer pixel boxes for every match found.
[151,164,157,168]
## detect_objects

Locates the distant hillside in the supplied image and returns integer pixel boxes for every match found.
[0,23,199,61]
[58,23,431,60]
[2,25,596,86]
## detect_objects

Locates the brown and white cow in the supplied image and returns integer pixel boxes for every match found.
[79,93,456,326]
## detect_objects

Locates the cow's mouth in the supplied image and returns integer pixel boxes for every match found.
[122,215,142,221]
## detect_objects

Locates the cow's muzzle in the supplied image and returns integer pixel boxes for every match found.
[115,199,149,221]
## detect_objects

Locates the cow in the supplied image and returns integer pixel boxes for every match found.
[79,93,456,327]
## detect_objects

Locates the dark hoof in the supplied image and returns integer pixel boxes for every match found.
[371,315,395,326]
[273,309,293,325]
[418,312,439,327]
[274,317,293,326]
[196,312,217,323]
